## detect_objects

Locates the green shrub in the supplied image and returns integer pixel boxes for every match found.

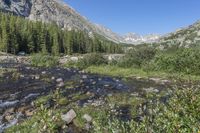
[152,48,200,74]
[31,54,59,67]
[117,47,157,68]
[65,53,108,69]
[148,87,200,132]
[82,53,108,66]
[92,87,200,132]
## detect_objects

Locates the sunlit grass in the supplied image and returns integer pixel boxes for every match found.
[85,65,200,81]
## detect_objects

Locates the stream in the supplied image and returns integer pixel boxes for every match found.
[0,63,184,132]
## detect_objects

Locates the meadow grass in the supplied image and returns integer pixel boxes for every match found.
[85,65,200,81]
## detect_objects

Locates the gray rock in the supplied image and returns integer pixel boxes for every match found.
[98,78,102,81]
[61,109,77,124]
[82,75,87,79]
[85,86,90,89]
[92,81,96,85]
[83,114,92,122]
[144,87,159,93]
[20,75,25,78]
[57,82,65,87]
[85,123,92,130]
[56,78,63,83]
[35,75,40,80]
[41,71,46,75]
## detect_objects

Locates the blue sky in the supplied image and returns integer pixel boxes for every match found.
[64,0,200,35]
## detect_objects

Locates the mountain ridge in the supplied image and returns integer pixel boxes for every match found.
[0,0,160,44]
[158,20,200,49]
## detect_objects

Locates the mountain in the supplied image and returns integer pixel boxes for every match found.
[158,21,200,49]
[0,0,160,45]
[123,33,160,44]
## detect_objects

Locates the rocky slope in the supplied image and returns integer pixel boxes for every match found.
[158,21,200,48]
[0,0,160,44]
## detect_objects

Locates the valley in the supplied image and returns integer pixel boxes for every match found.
[0,0,200,132]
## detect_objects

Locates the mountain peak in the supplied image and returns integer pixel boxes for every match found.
[123,33,160,44]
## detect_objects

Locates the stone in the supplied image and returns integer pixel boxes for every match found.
[104,84,110,87]
[61,109,77,124]
[108,94,113,97]
[73,70,77,73]
[20,75,25,78]
[131,93,139,97]
[92,81,96,85]
[42,71,46,75]
[86,86,89,89]
[56,78,63,83]
[57,82,65,87]
[91,100,105,107]
[83,114,92,122]
[25,109,34,117]
[35,75,40,80]
[86,92,91,96]
[82,75,87,79]
[4,114,15,122]
[144,87,159,93]
[98,78,102,81]
[26,67,31,70]
[85,123,92,130]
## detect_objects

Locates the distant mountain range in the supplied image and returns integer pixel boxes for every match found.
[0,0,160,44]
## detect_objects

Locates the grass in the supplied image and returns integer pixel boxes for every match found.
[85,65,200,81]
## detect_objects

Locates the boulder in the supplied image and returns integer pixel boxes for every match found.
[61,109,77,124]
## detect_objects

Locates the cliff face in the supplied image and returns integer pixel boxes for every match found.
[28,0,94,33]
[0,0,32,17]
[0,0,94,32]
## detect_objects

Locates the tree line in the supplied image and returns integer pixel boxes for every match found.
[0,12,123,55]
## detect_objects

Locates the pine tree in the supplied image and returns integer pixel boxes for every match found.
[52,31,59,56]
[0,14,8,52]
[40,26,47,54]
[0,12,122,55]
